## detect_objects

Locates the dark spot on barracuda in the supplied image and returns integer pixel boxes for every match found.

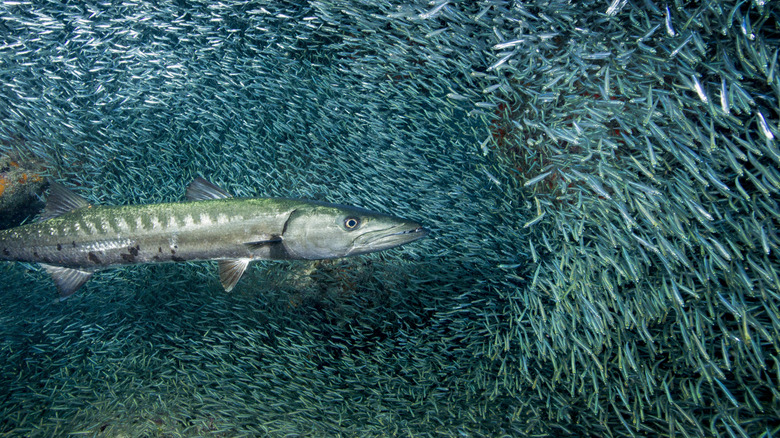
[71,241,76,248]
[88,252,100,264]
[158,247,162,253]
[171,255,185,262]
[121,253,135,262]
[170,249,176,254]
[128,245,139,257]
[57,243,62,251]
[2,248,9,256]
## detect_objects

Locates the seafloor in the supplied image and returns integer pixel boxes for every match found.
[1,1,778,437]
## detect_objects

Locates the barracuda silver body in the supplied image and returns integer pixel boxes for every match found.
[0,178,428,300]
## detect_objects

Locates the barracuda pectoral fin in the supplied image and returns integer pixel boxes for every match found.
[218,258,252,292]
[38,182,91,221]
[244,237,288,259]
[40,264,93,301]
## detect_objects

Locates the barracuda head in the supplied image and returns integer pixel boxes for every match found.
[281,201,429,260]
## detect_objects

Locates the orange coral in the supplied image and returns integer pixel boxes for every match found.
[7,172,43,187]
[0,175,8,196]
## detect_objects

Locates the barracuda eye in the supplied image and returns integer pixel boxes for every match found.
[344,217,360,230]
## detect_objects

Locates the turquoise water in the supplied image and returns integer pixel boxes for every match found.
[1,1,778,436]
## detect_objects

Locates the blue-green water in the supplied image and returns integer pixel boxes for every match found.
[1,1,778,436]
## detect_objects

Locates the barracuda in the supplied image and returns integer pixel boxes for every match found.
[0,178,429,300]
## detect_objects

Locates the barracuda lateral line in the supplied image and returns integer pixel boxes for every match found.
[0,177,429,300]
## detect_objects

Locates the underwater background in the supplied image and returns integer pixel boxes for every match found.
[1,0,778,436]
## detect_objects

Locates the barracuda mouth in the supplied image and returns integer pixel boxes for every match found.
[349,223,429,255]
[387,226,429,239]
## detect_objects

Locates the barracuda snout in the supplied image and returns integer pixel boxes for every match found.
[280,202,429,260]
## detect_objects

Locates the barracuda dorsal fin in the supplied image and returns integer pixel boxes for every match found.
[39,182,91,221]
[218,258,251,292]
[186,177,232,201]
[40,264,93,301]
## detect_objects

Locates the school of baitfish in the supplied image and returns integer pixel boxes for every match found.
[0,0,778,436]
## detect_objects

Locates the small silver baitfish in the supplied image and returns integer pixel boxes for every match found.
[0,178,429,300]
